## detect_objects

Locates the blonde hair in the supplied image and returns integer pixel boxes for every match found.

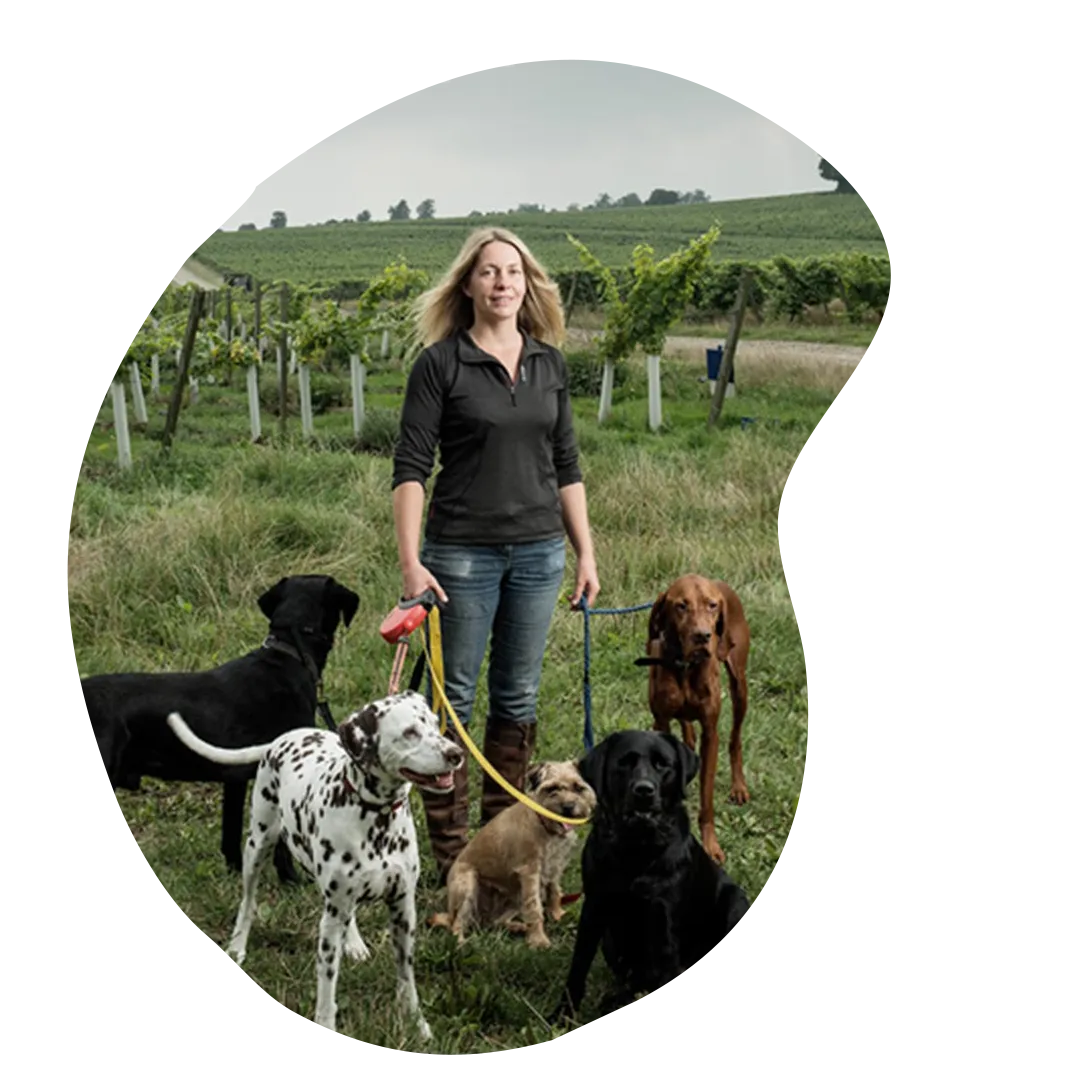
[415,227,566,347]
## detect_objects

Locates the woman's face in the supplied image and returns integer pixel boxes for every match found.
[464,240,526,327]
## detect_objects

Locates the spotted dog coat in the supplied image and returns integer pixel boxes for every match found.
[168,691,464,1038]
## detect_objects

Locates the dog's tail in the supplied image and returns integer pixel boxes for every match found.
[166,712,270,765]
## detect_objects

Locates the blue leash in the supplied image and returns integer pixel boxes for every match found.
[576,595,653,752]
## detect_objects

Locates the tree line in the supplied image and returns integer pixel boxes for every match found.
[237,188,716,231]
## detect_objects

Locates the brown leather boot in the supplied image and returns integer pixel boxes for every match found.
[419,731,469,884]
[480,716,537,825]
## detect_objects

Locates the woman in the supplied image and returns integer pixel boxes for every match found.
[392,226,600,881]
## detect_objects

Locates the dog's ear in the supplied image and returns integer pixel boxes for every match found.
[577,742,609,802]
[712,584,730,661]
[339,703,379,757]
[327,579,360,629]
[661,733,700,794]
[525,762,548,792]
[257,578,288,619]
[647,591,669,645]
[356,703,380,736]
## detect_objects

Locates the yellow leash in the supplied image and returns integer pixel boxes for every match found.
[419,622,589,828]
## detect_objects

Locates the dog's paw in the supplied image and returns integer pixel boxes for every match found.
[703,837,727,864]
[416,1017,433,1041]
[548,906,565,923]
[526,932,552,950]
[226,943,246,966]
[729,784,750,805]
[344,939,371,963]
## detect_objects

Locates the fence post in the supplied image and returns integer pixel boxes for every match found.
[129,360,148,425]
[111,379,132,469]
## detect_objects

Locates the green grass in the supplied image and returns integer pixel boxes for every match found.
[196,192,885,284]
[71,344,830,1052]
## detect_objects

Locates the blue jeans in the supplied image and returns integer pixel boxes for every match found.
[420,537,566,728]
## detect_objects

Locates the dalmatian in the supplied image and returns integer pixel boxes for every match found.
[167,690,464,1038]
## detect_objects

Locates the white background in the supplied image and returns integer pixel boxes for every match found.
[8,4,1080,1075]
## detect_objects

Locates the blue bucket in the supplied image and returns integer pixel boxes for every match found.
[706,346,723,380]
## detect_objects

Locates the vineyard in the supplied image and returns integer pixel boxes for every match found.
[196,192,887,289]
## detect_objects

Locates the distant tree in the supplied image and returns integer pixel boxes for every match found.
[592,193,612,210]
[356,209,371,223]
[468,209,483,217]
[645,188,680,206]
[678,188,710,204]
[514,202,543,213]
[816,152,851,192]
[238,222,256,231]
[270,210,287,228]
[416,198,436,220]
[615,192,642,208]
[388,199,411,221]
[566,202,581,212]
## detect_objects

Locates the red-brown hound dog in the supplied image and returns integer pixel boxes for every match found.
[640,574,750,863]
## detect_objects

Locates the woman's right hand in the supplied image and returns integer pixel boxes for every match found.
[402,562,449,605]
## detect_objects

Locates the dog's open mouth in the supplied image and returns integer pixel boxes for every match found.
[400,768,455,791]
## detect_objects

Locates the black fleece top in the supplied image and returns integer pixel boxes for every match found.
[392,330,583,544]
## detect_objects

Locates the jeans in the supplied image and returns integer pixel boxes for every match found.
[420,537,566,728]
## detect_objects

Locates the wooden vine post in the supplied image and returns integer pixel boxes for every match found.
[708,269,753,429]
[162,287,204,451]
[277,283,289,441]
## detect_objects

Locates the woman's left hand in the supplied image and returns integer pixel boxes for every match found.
[570,554,600,609]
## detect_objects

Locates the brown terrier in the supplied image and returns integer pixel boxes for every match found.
[428,761,596,949]
[640,574,750,864]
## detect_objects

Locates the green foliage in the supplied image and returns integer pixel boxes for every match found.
[354,259,429,365]
[563,349,629,397]
[835,252,890,321]
[123,317,175,379]
[388,199,411,221]
[819,158,856,195]
[196,193,886,285]
[270,210,287,229]
[291,300,353,364]
[569,224,721,361]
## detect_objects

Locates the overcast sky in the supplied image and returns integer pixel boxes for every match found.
[220,60,833,230]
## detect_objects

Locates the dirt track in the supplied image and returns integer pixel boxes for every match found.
[564,327,865,368]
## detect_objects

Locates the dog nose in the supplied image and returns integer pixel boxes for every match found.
[692,630,712,645]
[632,779,656,800]
[446,745,465,768]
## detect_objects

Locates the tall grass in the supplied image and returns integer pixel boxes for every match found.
[70,347,829,1052]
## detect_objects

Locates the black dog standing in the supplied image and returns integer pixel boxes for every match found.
[553,730,749,1019]
[82,574,359,878]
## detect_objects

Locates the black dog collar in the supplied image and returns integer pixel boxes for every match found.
[263,634,337,731]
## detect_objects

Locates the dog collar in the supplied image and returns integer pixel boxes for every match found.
[263,634,335,728]
[340,772,406,815]
[634,656,691,671]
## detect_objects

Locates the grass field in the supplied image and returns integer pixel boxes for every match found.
[69,341,841,1052]
[196,192,886,285]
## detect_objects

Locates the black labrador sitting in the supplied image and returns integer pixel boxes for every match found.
[552,730,749,1021]
[82,574,359,878]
